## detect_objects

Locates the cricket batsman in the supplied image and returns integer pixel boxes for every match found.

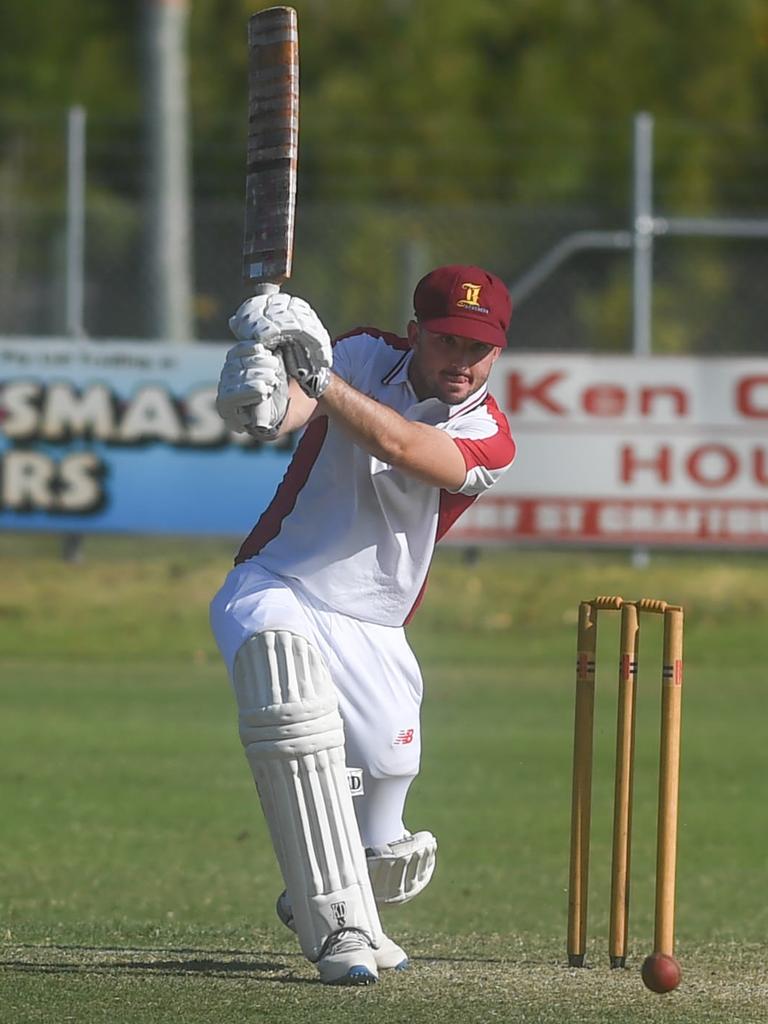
[210,264,517,985]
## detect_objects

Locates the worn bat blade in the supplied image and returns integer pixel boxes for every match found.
[242,6,299,286]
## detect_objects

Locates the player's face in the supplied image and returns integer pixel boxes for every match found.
[407,324,501,404]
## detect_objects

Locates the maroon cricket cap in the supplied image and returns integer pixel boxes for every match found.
[413,264,512,348]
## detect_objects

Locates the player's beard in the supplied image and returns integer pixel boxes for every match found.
[409,357,484,405]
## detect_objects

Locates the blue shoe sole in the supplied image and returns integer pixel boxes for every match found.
[329,965,378,986]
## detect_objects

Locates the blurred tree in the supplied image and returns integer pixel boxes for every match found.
[3,0,767,206]
[2,0,768,347]
[0,1,138,117]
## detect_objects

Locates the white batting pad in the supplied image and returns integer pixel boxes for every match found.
[233,630,383,961]
[366,830,438,905]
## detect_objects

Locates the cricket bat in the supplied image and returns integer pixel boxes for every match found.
[242,6,299,425]
[243,5,299,287]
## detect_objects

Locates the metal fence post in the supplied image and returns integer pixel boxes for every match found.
[631,112,654,568]
[632,112,654,358]
[62,105,87,563]
[65,105,87,339]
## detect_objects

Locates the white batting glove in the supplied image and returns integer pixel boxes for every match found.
[229,293,332,399]
[216,341,290,438]
[229,382,289,439]
[228,294,283,345]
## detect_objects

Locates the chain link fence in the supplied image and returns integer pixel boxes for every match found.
[1,111,767,351]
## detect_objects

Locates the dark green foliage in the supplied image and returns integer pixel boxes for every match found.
[2,3,767,345]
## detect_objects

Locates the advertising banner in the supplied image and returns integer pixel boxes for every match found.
[0,339,293,535]
[450,354,768,548]
[2,341,767,547]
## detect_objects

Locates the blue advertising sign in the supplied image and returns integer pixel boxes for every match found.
[0,338,295,535]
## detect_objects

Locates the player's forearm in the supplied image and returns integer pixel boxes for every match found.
[317,373,466,488]
[317,373,405,459]
[273,380,318,436]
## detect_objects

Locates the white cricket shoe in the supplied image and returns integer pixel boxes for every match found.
[276,890,409,972]
[316,928,378,986]
[371,933,410,971]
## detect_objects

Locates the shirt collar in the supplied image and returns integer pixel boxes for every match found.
[383,350,489,420]
[381,349,413,387]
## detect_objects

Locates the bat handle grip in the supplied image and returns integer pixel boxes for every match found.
[254,402,273,429]
[251,282,280,429]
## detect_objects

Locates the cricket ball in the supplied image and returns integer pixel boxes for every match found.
[641,953,681,993]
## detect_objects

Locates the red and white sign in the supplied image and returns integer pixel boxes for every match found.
[449,355,768,548]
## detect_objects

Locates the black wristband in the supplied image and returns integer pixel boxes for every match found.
[297,366,331,399]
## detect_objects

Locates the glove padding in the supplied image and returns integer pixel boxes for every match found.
[229,292,332,399]
[216,341,289,439]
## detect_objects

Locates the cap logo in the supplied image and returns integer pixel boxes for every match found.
[456,282,490,315]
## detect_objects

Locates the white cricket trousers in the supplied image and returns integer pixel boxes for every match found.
[210,560,424,847]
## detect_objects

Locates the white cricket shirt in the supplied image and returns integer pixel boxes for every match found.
[235,329,516,626]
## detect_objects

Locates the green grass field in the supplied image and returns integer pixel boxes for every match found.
[1,535,765,1022]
